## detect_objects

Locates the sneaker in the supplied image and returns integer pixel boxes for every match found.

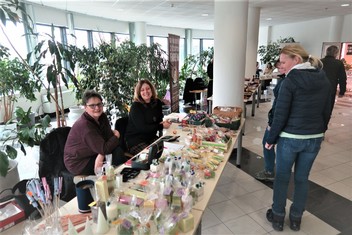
[255,170,275,181]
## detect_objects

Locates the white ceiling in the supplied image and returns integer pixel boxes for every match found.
[24,0,352,30]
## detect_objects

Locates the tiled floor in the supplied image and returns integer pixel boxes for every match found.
[12,92,352,234]
[200,94,352,235]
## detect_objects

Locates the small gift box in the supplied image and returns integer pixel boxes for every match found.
[178,213,194,233]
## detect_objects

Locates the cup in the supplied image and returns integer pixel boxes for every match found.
[76,180,95,213]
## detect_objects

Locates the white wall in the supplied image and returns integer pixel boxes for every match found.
[258,14,352,59]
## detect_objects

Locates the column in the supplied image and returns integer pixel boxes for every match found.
[66,13,76,45]
[134,22,147,45]
[329,16,343,42]
[21,3,37,57]
[213,1,249,108]
[185,28,192,56]
[245,7,260,78]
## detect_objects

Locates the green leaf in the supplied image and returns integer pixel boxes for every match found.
[0,152,10,177]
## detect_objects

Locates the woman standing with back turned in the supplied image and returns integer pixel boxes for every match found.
[265,44,332,232]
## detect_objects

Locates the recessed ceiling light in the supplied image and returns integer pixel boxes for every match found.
[341,3,350,7]
[266,18,272,21]
[201,13,209,17]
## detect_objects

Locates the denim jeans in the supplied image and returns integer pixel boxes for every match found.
[272,136,323,218]
[262,126,276,173]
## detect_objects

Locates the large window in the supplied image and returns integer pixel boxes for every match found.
[114,33,129,45]
[0,21,27,59]
[192,39,200,55]
[74,29,89,48]
[92,31,111,46]
[203,39,214,51]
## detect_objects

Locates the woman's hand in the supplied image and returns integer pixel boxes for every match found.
[94,154,105,172]
[161,120,172,129]
[265,142,274,150]
[113,130,120,138]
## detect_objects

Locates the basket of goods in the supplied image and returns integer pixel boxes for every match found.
[184,111,207,125]
[212,106,242,130]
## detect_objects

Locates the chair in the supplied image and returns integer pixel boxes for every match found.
[183,78,195,105]
[38,126,76,202]
[114,117,133,158]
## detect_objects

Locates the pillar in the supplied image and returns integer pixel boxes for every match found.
[134,22,147,45]
[213,1,248,108]
[245,7,260,78]
[66,13,76,45]
[185,29,192,56]
[329,16,343,42]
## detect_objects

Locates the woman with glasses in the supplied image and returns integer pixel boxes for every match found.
[64,90,127,175]
[125,79,171,155]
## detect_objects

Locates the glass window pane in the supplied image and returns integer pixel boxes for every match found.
[92,31,111,46]
[0,21,27,59]
[153,37,168,52]
[203,39,214,51]
[114,33,129,46]
[192,39,200,55]
[74,29,89,48]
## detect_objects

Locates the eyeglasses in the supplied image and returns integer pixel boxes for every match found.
[86,103,103,109]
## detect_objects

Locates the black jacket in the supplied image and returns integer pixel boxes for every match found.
[321,56,347,96]
[268,74,286,126]
[125,99,163,148]
[266,68,332,144]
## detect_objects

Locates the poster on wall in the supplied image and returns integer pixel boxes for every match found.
[321,42,342,58]
[168,34,180,113]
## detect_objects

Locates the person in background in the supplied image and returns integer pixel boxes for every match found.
[255,59,285,181]
[125,79,171,155]
[256,61,262,77]
[206,58,214,98]
[321,45,347,112]
[64,90,127,175]
[265,44,332,232]
[262,62,274,90]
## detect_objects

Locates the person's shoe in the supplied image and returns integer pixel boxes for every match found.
[266,209,284,231]
[255,170,275,181]
[289,215,301,231]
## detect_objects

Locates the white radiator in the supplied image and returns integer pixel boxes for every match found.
[41,90,76,114]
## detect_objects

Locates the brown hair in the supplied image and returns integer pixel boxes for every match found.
[133,79,157,103]
[280,44,323,69]
[82,89,103,105]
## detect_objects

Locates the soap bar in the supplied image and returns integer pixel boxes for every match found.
[95,177,109,202]
[125,188,147,200]
[178,213,194,232]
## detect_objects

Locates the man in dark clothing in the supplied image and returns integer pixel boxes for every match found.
[321,45,347,112]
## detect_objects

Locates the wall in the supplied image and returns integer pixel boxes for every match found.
[258,14,352,59]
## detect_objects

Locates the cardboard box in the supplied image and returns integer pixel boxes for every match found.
[0,200,26,232]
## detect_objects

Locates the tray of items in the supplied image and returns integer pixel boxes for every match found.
[183,111,207,126]
[212,106,242,130]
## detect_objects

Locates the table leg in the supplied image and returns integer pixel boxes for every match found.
[251,91,256,116]
[257,87,260,108]
[236,127,243,166]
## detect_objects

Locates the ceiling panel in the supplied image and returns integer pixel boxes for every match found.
[24,0,352,30]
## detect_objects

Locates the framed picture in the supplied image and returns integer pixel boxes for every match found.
[321,42,342,58]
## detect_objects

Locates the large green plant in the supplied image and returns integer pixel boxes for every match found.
[258,37,295,64]
[71,41,170,121]
[0,45,39,123]
[179,47,213,89]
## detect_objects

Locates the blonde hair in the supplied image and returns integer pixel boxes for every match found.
[280,44,323,69]
[133,79,157,103]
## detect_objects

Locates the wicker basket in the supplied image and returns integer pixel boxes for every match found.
[213,106,242,119]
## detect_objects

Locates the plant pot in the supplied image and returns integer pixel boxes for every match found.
[68,105,84,123]
[0,159,20,199]
[0,122,17,140]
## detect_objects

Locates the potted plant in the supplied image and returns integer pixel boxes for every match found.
[0,45,39,124]
[0,106,51,177]
[258,37,296,64]
[70,41,170,121]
